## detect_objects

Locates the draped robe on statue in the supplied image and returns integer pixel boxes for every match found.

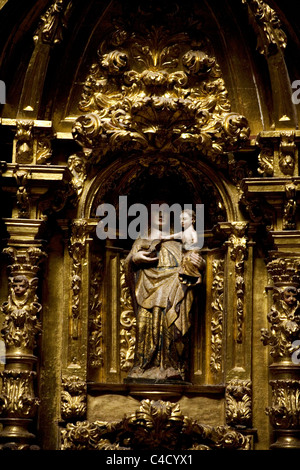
[125,238,203,382]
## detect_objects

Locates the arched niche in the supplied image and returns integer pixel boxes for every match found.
[83,153,235,386]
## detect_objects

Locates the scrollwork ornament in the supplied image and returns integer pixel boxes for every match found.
[283,182,297,230]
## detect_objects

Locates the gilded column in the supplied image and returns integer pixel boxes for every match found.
[0,221,46,449]
[261,257,300,449]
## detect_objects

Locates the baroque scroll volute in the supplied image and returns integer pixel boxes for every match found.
[72,5,250,162]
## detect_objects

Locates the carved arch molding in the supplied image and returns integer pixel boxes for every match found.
[0,0,300,452]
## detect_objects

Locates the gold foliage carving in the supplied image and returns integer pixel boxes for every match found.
[61,399,251,450]
[34,0,72,46]
[266,380,300,429]
[261,285,300,359]
[1,247,46,351]
[210,258,224,375]
[228,223,248,343]
[120,257,136,372]
[262,258,300,359]
[61,376,87,422]
[89,254,104,369]
[69,220,88,340]
[257,146,274,176]
[73,10,250,162]
[0,370,39,418]
[267,258,300,286]
[242,0,287,55]
[226,380,252,429]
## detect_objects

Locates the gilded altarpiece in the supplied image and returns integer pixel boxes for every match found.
[0,0,299,451]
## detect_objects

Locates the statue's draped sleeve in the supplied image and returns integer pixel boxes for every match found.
[124,239,200,336]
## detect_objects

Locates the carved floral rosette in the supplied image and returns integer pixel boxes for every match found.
[72,8,250,163]
[61,399,251,451]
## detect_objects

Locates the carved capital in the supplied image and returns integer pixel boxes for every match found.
[266,380,300,429]
[3,246,46,276]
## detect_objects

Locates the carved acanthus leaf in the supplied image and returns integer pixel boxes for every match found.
[0,370,39,418]
[210,259,224,375]
[61,376,87,422]
[34,0,72,46]
[61,399,251,450]
[120,257,136,372]
[242,0,287,56]
[73,12,250,163]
